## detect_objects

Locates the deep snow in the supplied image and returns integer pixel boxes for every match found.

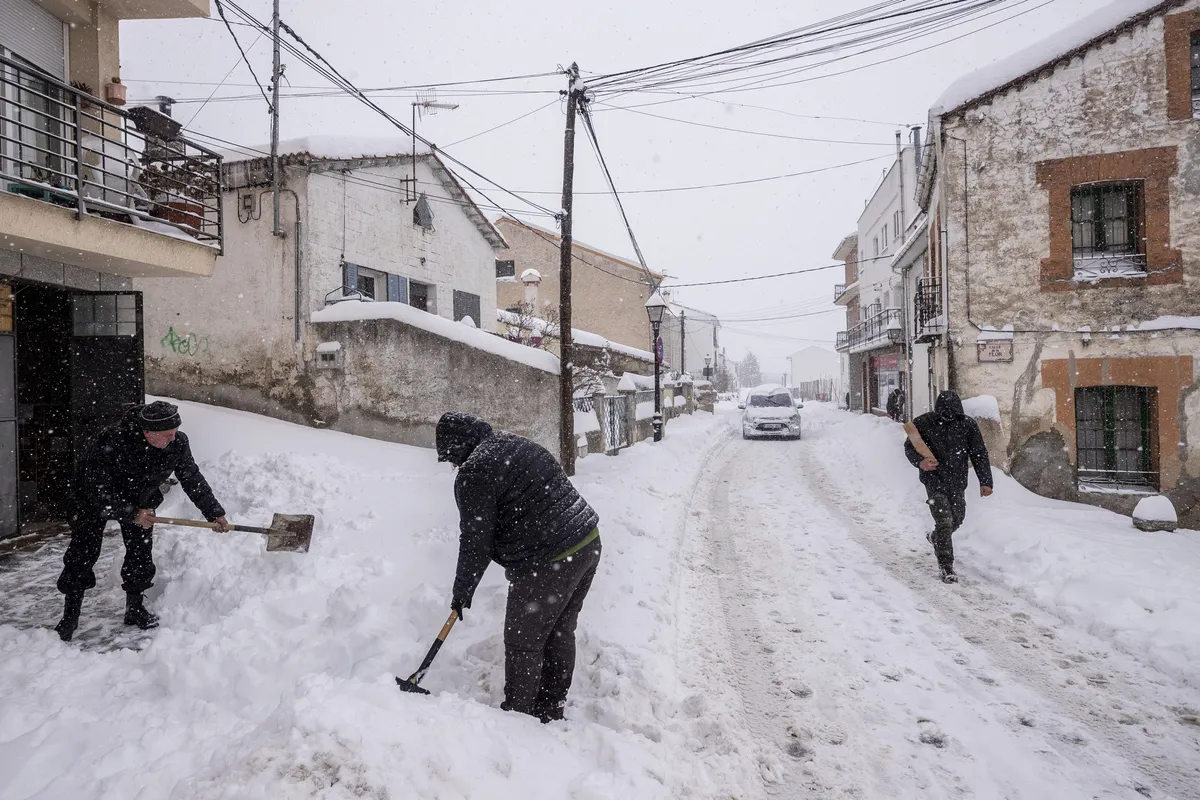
[2,400,1198,798]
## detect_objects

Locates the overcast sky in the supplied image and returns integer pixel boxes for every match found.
[121,0,1102,377]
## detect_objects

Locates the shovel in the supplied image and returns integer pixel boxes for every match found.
[395,610,459,695]
[155,514,314,553]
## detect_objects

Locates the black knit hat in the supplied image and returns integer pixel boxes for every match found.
[138,401,182,432]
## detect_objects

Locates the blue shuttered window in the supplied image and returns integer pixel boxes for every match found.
[387,273,408,304]
[342,261,359,295]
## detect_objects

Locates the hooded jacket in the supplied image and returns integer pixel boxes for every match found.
[904,391,993,495]
[72,407,225,523]
[437,412,600,607]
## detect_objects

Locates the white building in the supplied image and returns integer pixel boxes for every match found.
[134,139,562,451]
[837,135,921,414]
[787,346,840,399]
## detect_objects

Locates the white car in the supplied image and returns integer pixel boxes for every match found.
[740,385,803,440]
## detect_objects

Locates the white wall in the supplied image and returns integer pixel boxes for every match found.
[788,346,840,385]
[857,145,919,313]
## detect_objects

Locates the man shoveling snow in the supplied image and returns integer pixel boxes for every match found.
[54,401,230,641]
[904,391,993,584]
[436,412,601,722]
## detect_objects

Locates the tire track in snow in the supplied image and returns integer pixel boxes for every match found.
[795,415,1200,800]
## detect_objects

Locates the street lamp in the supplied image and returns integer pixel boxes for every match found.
[645,290,668,442]
[703,354,712,380]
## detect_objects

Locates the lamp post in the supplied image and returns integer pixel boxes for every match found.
[703,354,712,380]
[645,290,668,442]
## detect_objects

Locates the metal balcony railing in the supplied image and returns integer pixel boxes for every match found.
[1,53,222,249]
[833,284,846,302]
[914,277,944,340]
[836,307,903,352]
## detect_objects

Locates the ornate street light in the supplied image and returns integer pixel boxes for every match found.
[645,291,668,442]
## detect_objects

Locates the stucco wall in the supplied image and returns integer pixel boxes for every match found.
[939,2,1200,524]
[495,219,657,352]
[310,318,559,452]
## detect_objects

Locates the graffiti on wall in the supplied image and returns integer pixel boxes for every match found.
[160,327,209,357]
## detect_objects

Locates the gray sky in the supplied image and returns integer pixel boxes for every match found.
[122,0,1101,377]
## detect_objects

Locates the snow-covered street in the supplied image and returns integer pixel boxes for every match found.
[1,400,1198,799]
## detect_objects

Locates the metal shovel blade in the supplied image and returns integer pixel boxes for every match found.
[265,513,314,553]
[395,676,431,695]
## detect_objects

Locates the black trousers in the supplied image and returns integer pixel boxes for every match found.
[926,490,967,570]
[502,535,601,722]
[57,515,156,596]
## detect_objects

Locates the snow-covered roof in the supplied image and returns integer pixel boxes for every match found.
[496,309,656,362]
[314,299,559,374]
[520,268,542,283]
[935,0,1185,116]
[888,214,929,270]
[749,383,789,396]
[831,233,858,261]
[220,135,433,163]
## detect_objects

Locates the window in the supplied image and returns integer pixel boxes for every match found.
[873,236,879,257]
[72,294,137,337]
[882,224,889,249]
[893,211,901,239]
[1075,386,1157,488]
[409,280,433,313]
[1192,32,1200,117]
[496,259,516,279]
[749,392,793,408]
[1070,182,1145,279]
[413,194,434,230]
[453,290,481,326]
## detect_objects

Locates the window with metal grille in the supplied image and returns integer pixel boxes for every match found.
[1191,31,1200,117]
[495,260,516,279]
[1074,386,1156,488]
[1070,182,1145,278]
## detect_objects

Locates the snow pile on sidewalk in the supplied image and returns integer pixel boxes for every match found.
[0,401,751,799]
[803,408,1200,687]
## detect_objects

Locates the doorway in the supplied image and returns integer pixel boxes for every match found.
[0,280,144,539]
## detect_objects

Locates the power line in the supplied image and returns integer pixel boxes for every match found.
[442,99,561,148]
[592,102,899,146]
[669,262,845,288]
[212,0,272,112]
[184,29,266,127]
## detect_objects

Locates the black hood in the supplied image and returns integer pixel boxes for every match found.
[935,390,965,419]
[436,412,494,465]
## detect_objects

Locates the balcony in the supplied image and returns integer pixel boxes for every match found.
[836,306,904,353]
[1,53,222,279]
[38,0,210,24]
[833,280,859,306]
[913,277,944,342]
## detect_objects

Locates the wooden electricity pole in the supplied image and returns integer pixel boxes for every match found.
[558,63,581,475]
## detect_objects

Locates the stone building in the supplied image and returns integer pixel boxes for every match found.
[920,0,1200,525]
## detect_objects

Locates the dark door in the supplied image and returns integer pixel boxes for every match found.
[0,334,16,539]
[67,291,144,489]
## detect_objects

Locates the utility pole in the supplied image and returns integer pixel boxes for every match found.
[558,63,581,475]
[679,309,686,376]
[270,0,281,237]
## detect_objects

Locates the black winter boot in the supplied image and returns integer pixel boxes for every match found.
[123,593,159,630]
[55,593,84,642]
[940,566,959,584]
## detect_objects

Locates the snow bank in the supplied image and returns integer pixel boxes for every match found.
[315,299,559,374]
[961,394,1001,422]
[935,0,1168,113]
[1131,315,1200,331]
[315,341,341,354]
[574,409,600,434]
[976,324,1014,341]
[0,399,755,798]
[804,409,1200,687]
[1134,495,1178,525]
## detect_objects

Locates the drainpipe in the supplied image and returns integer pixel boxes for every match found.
[262,186,302,342]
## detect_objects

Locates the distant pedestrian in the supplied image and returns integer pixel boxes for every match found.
[903,391,993,584]
[436,412,601,723]
[886,387,906,422]
[55,401,229,641]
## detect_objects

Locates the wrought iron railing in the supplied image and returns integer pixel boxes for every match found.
[833,284,846,302]
[914,277,944,338]
[0,53,223,249]
[836,307,903,352]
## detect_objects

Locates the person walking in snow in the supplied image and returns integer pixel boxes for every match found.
[54,401,229,642]
[886,387,906,422]
[904,390,993,584]
[436,411,601,723]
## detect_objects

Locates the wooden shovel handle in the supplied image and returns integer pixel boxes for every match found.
[154,517,272,535]
[903,422,938,462]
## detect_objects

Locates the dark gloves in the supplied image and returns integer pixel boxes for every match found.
[451,596,471,621]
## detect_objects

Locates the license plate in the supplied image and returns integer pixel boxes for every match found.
[761,424,782,430]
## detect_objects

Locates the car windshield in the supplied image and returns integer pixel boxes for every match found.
[749,393,793,408]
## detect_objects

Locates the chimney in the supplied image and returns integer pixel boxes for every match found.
[911,126,924,171]
[521,268,542,306]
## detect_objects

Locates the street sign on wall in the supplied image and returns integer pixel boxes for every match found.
[977,340,1014,362]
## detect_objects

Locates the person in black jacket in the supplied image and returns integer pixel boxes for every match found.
[437,411,601,723]
[903,391,993,584]
[54,401,229,641]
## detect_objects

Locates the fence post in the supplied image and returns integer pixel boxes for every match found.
[72,94,86,220]
[620,387,638,444]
